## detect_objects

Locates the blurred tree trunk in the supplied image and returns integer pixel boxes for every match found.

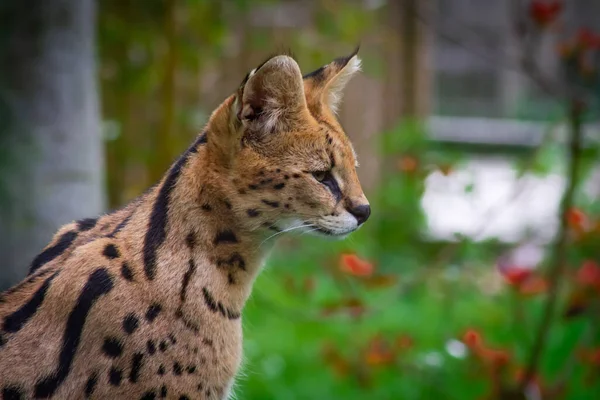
[0,0,104,289]
[150,0,178,184]
[384,0,432,127]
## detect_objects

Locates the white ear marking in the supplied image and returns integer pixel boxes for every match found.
[326,56,361,113]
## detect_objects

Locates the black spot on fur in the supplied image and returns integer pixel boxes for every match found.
[121,262,134,281]
[180,259,196,303]
[102,337,123,358]
[216,253,246,271]
[123,314,139,334]
[246,209,260,217]
[169,334,177,344]
[197,383,204,391]
[201,288,218,313]
[186,365,196,374]
[29,230,77,274]
[129,353,144,383]
[228,272,236,285]
[160,385,168,398]
[108,367,123,386]
[77,218,98,231]
[223,199,232,209]
[84,372,98,398]
[106,210,135,238]
[158,365,166,375]
[173,362,183,375]
[143,134,206,280]
[205,389,212,397]
[146,303,162,322]
[179,396,190,400]
[274,183,285,190]
[226,308,241,319]
[185,232,195,248]
[248,184,259,190]
[284,203,290,209]
[175,309,200,333]
[3,271,59,333]
[213,230,238,245]
[147,340,156,355]
[34,268,113,398]
[201,203,212,212]
[0,333,6,347]
[261,199,279,208]
[201,288,240,320]
[103,243,120,259]
[238,188,246,195]
[140,390,156,400]
[202,338,213,347]
[284,174,290,179]
[293,173,301,178]
[2,386,24,400]
[159,341,168,352]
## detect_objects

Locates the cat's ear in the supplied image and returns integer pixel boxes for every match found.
[303,47,361,114]
[234,55,307,133]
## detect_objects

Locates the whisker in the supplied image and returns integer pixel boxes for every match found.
[260,223,316,246]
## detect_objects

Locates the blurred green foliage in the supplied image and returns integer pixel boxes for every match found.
[240,122,600,400]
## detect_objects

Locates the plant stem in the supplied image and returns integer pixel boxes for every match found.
[518,100,584,392]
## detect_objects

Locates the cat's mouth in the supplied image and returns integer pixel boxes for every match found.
[310,225,353,239]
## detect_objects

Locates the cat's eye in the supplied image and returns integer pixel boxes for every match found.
[312,170,329,182]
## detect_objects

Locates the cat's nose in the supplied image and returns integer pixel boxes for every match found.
[348,204,371,225]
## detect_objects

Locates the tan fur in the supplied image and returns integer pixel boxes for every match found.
[0,50,369,400]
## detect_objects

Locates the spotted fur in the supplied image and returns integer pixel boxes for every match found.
[0,49,369,399]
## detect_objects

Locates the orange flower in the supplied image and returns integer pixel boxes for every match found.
[339,253,374,277]
[529,1,562,27]
[566,207,587,231]
[397,156,418,173]
[461,329,511,367]
[518,276,548,296]
[576,260,600,288]
[364,335,395,366]
[462,329,482,348]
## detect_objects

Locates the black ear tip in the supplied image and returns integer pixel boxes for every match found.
[351,44,361,57]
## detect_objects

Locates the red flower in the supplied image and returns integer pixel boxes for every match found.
[577,28,600,50]
[529,1,562,27]
[576,260,600,289]
[501,266,533,286]
[339,253,374,277]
